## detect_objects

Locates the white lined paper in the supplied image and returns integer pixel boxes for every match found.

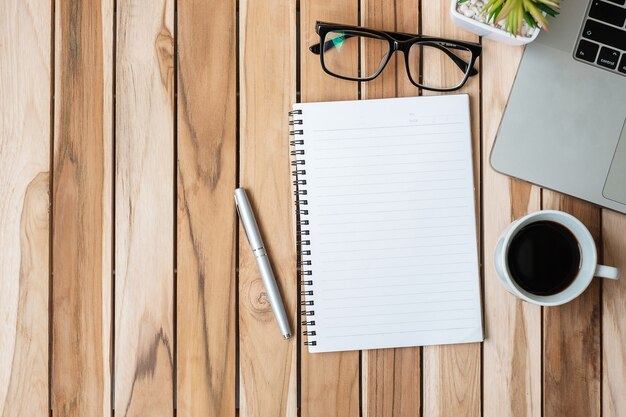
[293,95,482,353]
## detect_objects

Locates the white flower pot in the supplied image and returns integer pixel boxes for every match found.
[449,0,540,45]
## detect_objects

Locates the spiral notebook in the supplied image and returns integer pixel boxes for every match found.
[290,95,483,353]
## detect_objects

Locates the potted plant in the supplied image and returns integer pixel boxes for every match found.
[450,0,560,45]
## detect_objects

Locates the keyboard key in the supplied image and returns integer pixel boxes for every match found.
[576,39,600,62]
[619,54,626,74]
[606,0,625,5]
[597,46,620,69]
[582,20,626,51]
[589,0,626,27]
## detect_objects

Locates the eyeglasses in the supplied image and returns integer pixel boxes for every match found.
[309,21,482,92]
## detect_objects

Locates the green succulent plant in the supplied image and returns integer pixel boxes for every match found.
[460,0,560,36]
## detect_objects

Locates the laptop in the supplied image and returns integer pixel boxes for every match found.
[490,0,626,214]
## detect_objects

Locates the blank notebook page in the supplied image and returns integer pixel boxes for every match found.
[293,95,483,353]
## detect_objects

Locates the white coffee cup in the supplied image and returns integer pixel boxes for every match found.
[494,210,619,306]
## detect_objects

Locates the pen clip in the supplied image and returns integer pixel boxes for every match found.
[234,195,252,247]
[235,188,264,250]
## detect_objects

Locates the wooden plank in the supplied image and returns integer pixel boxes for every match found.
[481,40,542,417]
[421,2,481,416]
[359,2,421,417]
[542,191,600,417]
[0,0,51,415]
[176,0,237,416]
[114,0,174,415]
[602,210,626,417]
[299,2,360,417]
[362,348,420,417]
[238,0,297,416]
[52,0,113,414]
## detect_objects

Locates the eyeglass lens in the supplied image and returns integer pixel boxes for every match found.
[409,43,472,90]
[323,30,390,79]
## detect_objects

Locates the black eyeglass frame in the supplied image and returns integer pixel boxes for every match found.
[309,21,482,92]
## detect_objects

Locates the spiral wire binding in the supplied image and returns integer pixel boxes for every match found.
[289,109,317,347]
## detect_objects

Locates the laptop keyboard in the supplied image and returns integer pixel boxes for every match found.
[574,0,626,76]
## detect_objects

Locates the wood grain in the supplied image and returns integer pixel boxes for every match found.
[0,2,51,415]
[362,348,420,417]
[421,2,481,416]
[176,0,237,416]
[481,39,542,417]
[602,210,626,417]
[300,2,360,417]
[115,0,174,415]
[52,0,113,415]
[359,2,421,416]
[542,191,601,417]
[238,0,297,416]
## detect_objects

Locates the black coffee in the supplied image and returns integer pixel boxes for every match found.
[507,221,581,295]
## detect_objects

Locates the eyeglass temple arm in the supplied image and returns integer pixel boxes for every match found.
[309,37,478,77]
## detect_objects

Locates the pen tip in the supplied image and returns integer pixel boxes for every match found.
[284,333,292,340]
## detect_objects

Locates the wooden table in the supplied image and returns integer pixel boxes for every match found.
[2,0,625,416]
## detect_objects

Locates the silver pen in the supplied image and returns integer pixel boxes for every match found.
[235,187,292,339]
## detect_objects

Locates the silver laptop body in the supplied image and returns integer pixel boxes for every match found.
[491,0,626,214]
